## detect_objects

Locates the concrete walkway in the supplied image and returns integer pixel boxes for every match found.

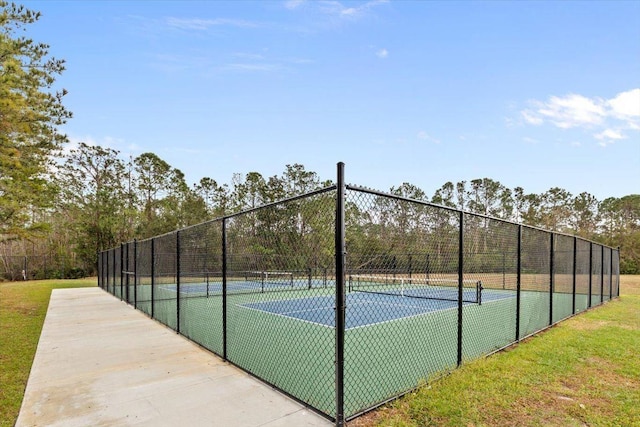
[16,288,333,427]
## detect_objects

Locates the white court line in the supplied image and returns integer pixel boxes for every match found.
[238,302,335,329]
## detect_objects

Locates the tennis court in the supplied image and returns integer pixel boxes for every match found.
[98,169,620,425]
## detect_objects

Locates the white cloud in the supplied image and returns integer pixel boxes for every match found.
[290,0,388,20]
[376,48,388,59]
[222,63,282,72]
[166,17,258,30]
[417,131,440,144]
[608,88,640,123]
[594,129,626,141]
[529,94,606,129]
[520,88,640,147]
[284,0,306,9]
[521,110,543,125]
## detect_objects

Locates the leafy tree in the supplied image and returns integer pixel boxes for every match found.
[133,152,194,237]
[600,195,640,273]
[0,2,71,240]
[540,187,573,231]
[195,177,230,217]
[431,182,456,209]
[570,192,599,238]
[56,143,129,269]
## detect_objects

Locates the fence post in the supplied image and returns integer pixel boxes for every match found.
[516,224,522,342]
[457,211,464,366]
[134,239,138,309]
[120,243,124,301]
[125,243,130,302]
[222,219,228,361]
[151,238,155,318]
[588,243,593,308]
[600,245,604,304]
[176,231,181,334]
[335,162,346,427]
[609,247,613,300]
[549,233,554,325]
[572,237,577,315]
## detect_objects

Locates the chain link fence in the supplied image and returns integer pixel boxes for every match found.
[98,163,620,426]
[1,254,90,281]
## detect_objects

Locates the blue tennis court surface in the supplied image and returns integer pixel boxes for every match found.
[242,290,515,329]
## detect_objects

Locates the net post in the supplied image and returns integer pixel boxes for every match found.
[151,238,155,318]
[572,236,577,315]
[477,281,482,306]
[549,233,554,325]
[334,162,346,427]
[308,267,312,290]
[516,224,522,342]
[176,231,181,334]
[457,211,464,367]
[222,218,228,361]
[426,253,430,281]
[392,255,397,281]
[502,252,506,289]
[408,254,412,280]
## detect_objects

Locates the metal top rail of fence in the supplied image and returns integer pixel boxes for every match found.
[97,162,620,426]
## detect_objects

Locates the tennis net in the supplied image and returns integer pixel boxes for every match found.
[348,274,482,304]
[244,270,295,290]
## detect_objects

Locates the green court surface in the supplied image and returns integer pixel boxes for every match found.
[106,280,588,418]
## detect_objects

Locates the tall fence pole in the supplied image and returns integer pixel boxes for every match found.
[588,243,593,308]
[126,243,130,302]
[151,238,155,319]
[600,245,604,304]
[549,233,554,325]
[516,224,522,342]
[134,239,138,309]
[120,243,124,301]
[113,249,116,295]
[335,162,346,427]
[457,211,464,366]
[572,237,577,315]
[609,247,613,300]
[176,231,181,334]
[222,219,228,361]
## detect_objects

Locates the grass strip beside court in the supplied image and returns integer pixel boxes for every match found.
[0,278,96,427]
[353,275,640,427]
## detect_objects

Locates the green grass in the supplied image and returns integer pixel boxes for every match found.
[354,275,640,427]
[0,278,96,427]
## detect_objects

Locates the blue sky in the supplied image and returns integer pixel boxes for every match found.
[24,0,640,200]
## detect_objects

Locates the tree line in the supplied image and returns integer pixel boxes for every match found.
[1,2,638,278]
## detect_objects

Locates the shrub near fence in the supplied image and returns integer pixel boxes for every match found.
[98,163,620,426]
